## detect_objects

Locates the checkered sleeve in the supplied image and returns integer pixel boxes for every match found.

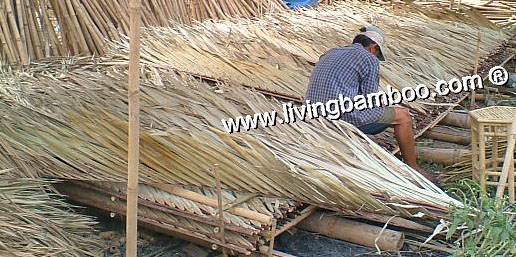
[346,55,386,125]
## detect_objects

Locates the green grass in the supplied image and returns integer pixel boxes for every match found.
[445,180,516,257]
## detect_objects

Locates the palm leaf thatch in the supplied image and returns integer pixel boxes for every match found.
[109,2,508,108]
[0,59,461,222]
[0,143,101,257]
[106,1,510,150]
[414,0,516,28]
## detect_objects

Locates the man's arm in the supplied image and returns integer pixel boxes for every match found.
[348,56,386,125]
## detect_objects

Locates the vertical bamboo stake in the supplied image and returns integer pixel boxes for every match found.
[470,31,481,106]
[267,219,278,257]
[213,164,228,257]
[126,0,141,256]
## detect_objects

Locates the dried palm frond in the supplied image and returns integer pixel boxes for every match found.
[414,0,516,28]
[105,1,510,149]
[0,60,461,222]
[109,2,508,107]
[0,142,102,257]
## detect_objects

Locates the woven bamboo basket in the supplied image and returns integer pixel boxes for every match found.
[470,106,516,202]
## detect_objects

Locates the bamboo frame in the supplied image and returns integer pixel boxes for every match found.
[55,178,304,255]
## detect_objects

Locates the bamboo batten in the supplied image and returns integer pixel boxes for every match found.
[0,59,462,222]
[57,181,305,255]
[126,0,142,255]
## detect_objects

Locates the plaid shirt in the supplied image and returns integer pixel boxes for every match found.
[305,43,386,127]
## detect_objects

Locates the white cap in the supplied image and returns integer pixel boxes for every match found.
[359,26,386,61]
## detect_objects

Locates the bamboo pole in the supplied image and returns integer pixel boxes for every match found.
[29,0,45,58]
[6,0,29,64]
[298,212,405,251]
[16,0,28,58]
[422,126,472,145]
[415,147,471,165]
[0,2,19,63]
[126,0,141,256]
[471,31,481,106]
[213,165,228,257]
[440,112,470,129]
[495,120,516,203]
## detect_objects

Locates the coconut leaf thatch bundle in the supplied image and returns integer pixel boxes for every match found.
[0,59,461,223]
[0,143,101,256]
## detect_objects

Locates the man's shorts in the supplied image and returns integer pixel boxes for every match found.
[358,107,395,135]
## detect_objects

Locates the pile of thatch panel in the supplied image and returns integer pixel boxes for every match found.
[115,2,506,102]
[109,2,510,149]
[0,0,287,64]
[0,1,512,254]
[0,143,101,256]
[0,57,462,225]
[414,0,516,28]
[0,59,460,215]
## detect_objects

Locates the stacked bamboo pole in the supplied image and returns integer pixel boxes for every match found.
[57,181,305,255]
[0,0,288,64]
[0,0,62,64]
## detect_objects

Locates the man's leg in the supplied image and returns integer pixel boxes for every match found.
[392,107,437,182]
